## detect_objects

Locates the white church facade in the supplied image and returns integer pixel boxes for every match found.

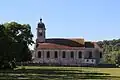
[32,19,103,66]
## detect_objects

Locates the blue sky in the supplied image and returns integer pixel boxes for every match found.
[0,0,120,47]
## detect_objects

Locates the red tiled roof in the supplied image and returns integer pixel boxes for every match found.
[45,38,84,47]
[37,43,84,50]
[36,38,102,49]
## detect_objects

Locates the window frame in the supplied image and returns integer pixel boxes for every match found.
[78,51,82,58]
[70,51,74,58]
[38,51,41,58]
[54,51,58,58]
[62,51,66,58]
[88,51,92,58]
[46,51,50,58]
[100,52,102,58]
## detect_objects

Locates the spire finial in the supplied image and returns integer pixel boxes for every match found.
[40,18,42,23]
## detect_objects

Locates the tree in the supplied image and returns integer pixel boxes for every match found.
[0,22,34,69]
[115,51,120,66]
[97,39,120,64]
[3,22,34,61]
[0,24,14,69]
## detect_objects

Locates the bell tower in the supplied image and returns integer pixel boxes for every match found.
[36,18,46,43]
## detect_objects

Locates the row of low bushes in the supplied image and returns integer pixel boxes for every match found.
[0,60,118,69]
[0,60,16,69]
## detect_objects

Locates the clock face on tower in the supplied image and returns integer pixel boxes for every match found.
[39,30,42,33]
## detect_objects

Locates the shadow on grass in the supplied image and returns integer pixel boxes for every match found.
[0,68,120,80]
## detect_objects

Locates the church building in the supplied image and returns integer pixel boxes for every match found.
[32,19,103,66]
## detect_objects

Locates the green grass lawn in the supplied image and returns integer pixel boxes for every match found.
[1,66,120,80]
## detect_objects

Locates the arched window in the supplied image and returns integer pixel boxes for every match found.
[88,51,92,58]
[54,51,58,58]
[38,51,41,58]
[47,51,50,58]
[100,52,102,58]
[62,51,66,58]
[78,51,82,58]
[70,51,74,58]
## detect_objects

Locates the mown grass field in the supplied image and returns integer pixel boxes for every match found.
[1,66,120,80]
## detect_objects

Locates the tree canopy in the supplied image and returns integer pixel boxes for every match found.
[97,39,120,65]
[0,22,34,69]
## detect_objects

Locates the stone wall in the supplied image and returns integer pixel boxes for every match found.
[33,48,102,66]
